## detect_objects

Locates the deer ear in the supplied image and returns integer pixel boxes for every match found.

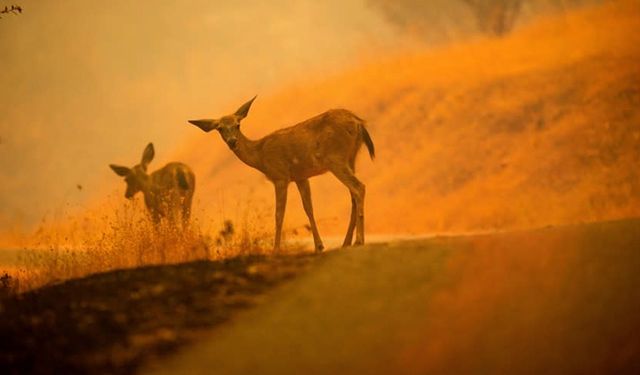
[110,164,130,177]
[141,143,155,169]
[234,95,257,120]
[188,119,218,132]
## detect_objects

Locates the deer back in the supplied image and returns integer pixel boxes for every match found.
[145,162,195,213]
[257,109,366,181]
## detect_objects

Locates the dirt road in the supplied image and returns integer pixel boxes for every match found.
[147,219,640,374]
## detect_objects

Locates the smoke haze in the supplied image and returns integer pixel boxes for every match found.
[0,0,402,228]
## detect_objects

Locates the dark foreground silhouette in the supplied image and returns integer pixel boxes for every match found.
[0,254,318,374]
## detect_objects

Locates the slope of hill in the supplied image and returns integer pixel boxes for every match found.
[175,0,640,236]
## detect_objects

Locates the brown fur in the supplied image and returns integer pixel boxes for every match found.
[188,96,374,251]
[110,143,195,226]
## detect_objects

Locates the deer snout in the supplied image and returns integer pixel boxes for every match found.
[125,187,136,199]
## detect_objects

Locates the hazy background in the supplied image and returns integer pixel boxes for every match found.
[2,0,638,240]
[0,0,402,228]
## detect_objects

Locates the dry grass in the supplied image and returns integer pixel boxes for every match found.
[0,195,304,294]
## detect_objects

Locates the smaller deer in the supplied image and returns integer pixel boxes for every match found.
[188,96,374,252]
[110,143,195,226]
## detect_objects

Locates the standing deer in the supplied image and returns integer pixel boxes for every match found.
[109,143,196,226]
[188,96,374,252]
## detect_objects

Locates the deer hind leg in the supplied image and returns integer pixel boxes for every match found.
[295,179,324,252]
[150,211,161,226]
[331,166,365,246]
[342,158,358,247]
[342,192,357,247]
[274,181,289,251]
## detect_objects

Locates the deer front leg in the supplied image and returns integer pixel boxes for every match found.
[182,195,192,229]
[274,181,288,251]
[148,207,162,226]
[295,179,324,252]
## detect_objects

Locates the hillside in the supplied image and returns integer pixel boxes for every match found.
[174,0,640,237]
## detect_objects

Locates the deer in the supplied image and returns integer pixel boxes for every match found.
[109,143,196,227]
[188,96,374,252]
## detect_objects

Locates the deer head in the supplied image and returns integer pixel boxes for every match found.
[188,95,257,150]
[109,143,155,199]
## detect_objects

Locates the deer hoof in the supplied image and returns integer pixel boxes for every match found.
[315,244,324,253]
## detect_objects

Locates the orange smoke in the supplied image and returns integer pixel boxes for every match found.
[174,0,640,237]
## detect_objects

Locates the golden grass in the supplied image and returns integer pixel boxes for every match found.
[0,195,302,293]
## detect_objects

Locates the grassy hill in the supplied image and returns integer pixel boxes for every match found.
[175,0,640,236]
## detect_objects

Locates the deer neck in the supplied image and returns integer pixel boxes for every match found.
[137,174,159,211]
[232,132,263,171]
[137,174,154,197]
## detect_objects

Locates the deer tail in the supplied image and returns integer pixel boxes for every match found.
[361,124,375,160]
[176,169,190,190]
